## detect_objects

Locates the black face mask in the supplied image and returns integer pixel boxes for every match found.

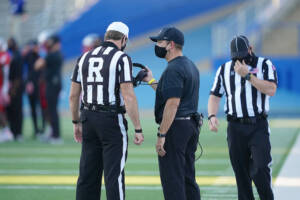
[121,44,126,51]
[155,45,167,58]
[243,53,253,65]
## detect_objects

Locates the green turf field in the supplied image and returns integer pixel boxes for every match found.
[0,116,299,200]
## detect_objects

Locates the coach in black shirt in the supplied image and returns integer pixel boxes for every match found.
[23,40,43,137]
[35,35,63,143]
[144,27,201,200]
[208,35,277,200]
[6,38,23,140]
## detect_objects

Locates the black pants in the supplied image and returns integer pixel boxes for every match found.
[159,119,201,200]
[28,85,44,135]
[227,118,274,200]
[6,88,23,138]
[76,110,128,200]
[45,85,61,138]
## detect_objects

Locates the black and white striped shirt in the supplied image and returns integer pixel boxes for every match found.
[210,56,278,118]
[71,41,133,106]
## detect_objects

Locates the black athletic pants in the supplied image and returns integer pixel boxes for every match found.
[45,84,61,138]
[76,110,128,200]
[6,87,23,138]
[158,119,201,200]
[227,118,274,200]
[27,84,41,135]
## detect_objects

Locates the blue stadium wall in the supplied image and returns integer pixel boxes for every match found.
[59,0,247,59]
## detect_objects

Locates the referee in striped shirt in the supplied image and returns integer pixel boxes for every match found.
[208,35,277,200]
[69,22,144,200]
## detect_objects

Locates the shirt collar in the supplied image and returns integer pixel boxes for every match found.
[168,55,185,64]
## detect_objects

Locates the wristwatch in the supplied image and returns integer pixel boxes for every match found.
[135,129,143,133]
[245,73,252,81]
[157,132,167,138]
[72,120,80,124]
[208,114,216,120]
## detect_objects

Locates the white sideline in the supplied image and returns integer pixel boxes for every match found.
[274,132,300,199]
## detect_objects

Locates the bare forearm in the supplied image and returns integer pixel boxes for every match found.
[208,95,221,116]
[69,83,82,121]
[124,94,141,129]
[159,100,179,134]
[70,96,80,121]
[250,75,276,96]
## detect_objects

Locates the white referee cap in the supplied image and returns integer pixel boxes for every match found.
[106,22,129,38]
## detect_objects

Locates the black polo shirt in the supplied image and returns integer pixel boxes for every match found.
[45,50,63,87]
[155,56,199,124]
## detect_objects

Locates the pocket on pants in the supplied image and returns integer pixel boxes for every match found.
[80,112,87,124]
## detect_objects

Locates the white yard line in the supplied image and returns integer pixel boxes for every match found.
[0,147,229,155]
[0,169,228,176]
[0,185,237,191]
[0,157,230,165]
[274,131,300,199]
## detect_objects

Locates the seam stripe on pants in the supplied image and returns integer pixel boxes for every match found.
[267,120,273,189]
[117,114,127,200]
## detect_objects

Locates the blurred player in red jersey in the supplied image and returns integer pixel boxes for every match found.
[0,38,13,143]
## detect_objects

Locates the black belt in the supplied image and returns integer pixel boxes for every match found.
[81,103,126,114]
[227,113,267,124]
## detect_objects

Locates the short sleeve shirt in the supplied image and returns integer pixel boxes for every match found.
[154,56,199,124]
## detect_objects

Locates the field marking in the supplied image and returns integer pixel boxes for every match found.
[0,185,163,190]
[0,169,230,176]
[0,175,231,185]
[0,175,299,186]
[275,177,300,187]
[0,185,233,190]
[274,131,300,199]
[269,119,300,128]
[0,185,237,191]
[0,157,230,165]
[0,147,230,156]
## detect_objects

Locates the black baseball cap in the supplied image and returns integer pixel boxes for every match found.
[150,27,184,46]
[230,35,250,59]
[48,34,60,44]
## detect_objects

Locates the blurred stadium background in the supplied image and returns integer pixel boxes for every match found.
[0,0,300,199]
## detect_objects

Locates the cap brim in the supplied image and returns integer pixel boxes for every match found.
[149,35,163,42]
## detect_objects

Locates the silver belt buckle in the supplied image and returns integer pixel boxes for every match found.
[176,116,191,120]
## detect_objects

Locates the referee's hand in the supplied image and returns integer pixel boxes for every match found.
[234,60,249,77]
[134,132,144,145]
[156,137,166,157]
[73,124,82,143]
[209,116,219,132]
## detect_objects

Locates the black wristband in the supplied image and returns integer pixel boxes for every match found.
[208,114,216,120]
[72,120,80,124]
[157,132,166,138]
[135,129,143,133]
